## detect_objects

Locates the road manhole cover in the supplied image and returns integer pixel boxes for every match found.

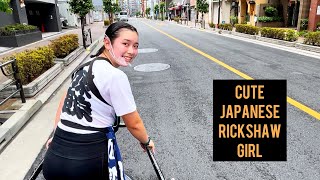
[134,63,170,72]
[138,48,158,53]
[291,71,303,75]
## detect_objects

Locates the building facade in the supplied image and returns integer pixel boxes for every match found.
[206,0,319,31]
[128,0,140,16]
[0,0,61,32]
[58,0,80,27]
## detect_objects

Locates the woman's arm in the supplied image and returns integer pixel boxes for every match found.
[46,92,66,149]
[122,110,155,152]
[54,92,67,130]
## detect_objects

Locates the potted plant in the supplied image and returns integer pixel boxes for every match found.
[51,34,84,65]
[0,46,64,97]
[0,24,42,47]
[256,6,283,27]
[104,20,110,27]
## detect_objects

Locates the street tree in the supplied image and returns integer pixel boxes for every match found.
[146,7,150,18]
[103,0,120,23]
[135,11,141,17]
[0,0,12,14]
[68,0,94,48]
[154,4,159,19]
[160,2,165,21]
[196,0,209,23]
[113,4,121,15]
[169,1,175,8]
[280,0,288,27]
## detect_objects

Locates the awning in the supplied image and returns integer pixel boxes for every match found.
[168,5,182,11]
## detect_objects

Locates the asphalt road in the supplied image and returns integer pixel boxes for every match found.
[116,19,320,180]
[29,18,320,180]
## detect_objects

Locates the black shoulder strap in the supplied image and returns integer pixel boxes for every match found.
[71,57,121,132]
[87,57,112,106]
[71,57,112,106]
[88,57,121,133]
[71,61,91,80]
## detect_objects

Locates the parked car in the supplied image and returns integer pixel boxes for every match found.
[119,11,128,22]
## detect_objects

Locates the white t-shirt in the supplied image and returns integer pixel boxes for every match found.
[58,59,136,134]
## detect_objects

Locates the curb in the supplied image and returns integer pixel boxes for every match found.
[295,43,320,53]
[171,20,320,55]
[0,99,42,151]
[0,37,103,152]
[55,47,85,65]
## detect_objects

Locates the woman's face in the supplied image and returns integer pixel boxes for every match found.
[109,29,139,67]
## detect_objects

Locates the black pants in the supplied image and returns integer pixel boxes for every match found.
[43,127,108,180]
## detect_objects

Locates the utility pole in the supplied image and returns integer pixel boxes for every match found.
[141,0,145,17]
[145,0,148,17]
[102,5,105,21]
[127,0,130,16]
[183,3,189,25]
[218,0,221,26]
[164,0,166,20]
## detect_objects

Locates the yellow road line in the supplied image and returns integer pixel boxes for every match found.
[142,21,320,120]
[287,97,320,120]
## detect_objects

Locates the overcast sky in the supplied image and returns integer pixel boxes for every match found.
[92,0,103,6]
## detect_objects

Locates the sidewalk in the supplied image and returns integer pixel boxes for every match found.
[0,22,105,180]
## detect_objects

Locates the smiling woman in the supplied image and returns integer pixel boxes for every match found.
[42,22,155,180]
[90,22,139,67]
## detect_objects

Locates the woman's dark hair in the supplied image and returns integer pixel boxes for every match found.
[90,22,138,58]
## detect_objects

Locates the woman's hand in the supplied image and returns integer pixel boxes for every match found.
[140,139,155,153]
[46,137,53,149]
